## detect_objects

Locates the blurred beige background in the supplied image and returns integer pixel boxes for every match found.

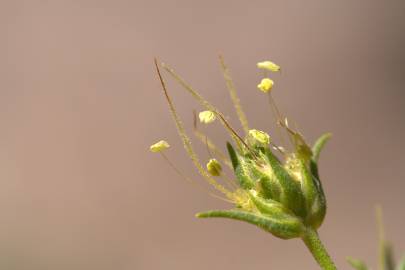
[1,1,404,269]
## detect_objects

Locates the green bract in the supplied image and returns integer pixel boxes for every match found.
[197,132,331,239]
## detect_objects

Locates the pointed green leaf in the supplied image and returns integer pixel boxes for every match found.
[347,257,368,270]
[312,133,332,163]
[196,209,304,239]
[226,142,239,170]
[264,148,306,218]
[234,158,256,189]
[310,133,331,180]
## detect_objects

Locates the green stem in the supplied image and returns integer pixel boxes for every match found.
[302,229,337,270]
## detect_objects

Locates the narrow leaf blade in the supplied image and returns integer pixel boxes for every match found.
[196,209,304,239]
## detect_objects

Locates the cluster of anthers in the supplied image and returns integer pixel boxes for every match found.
[150,57,332,241]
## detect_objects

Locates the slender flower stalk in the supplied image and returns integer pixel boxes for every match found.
[303,229,337,270]
[151,57,337,269]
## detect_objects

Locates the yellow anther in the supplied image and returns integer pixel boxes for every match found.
[150,140,170,153]
[257,78,274,93]
[199,110,216,124]
[206,158,222,176]
[248,129,270,145]
[257,61,281,72]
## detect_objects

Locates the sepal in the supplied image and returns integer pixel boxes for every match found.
[310,133,332,178]
[312,133,332,163]
[264,148,306,218]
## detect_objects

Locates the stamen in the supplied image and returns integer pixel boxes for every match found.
[267,93,295,148]
[221,171,239,190]
[199,110,216,124]
[161,62,250,153]
[160,152,229,201]
[192,110,232,169]
[201,135,238,190]
[154,58,233,199]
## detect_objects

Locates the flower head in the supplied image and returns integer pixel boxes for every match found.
[257,60,281,72]
[257,78,274,93]
[199,110,216,124]
[149,140,170,153]
[154,58,332,240]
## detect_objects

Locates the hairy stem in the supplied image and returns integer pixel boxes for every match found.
[302,229,337,270]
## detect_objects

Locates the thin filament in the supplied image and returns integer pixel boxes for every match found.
[155,58,233,199]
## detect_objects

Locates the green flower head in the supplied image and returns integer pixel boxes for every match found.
[153,57,332,240]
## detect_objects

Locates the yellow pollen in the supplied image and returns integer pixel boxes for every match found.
[150,140,170,153]
[257,61,281,72]
[199,110,216,124]
[257,78,274,93]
